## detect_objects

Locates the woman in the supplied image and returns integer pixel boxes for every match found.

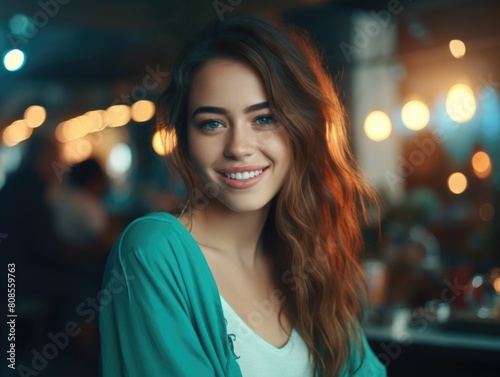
[100,15,386,377]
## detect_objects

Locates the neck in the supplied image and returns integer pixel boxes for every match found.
[183,199,271,270]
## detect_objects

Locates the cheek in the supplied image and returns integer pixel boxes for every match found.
[264,131,291,168]
[188,134,217,175]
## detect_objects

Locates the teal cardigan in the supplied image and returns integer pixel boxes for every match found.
[99,212,386,376]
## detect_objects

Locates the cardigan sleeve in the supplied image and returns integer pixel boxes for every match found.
[353,330,387,376]
[99,215,223,377]
[345,327,387,377]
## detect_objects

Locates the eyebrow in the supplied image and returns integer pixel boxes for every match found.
[191,101,269,118]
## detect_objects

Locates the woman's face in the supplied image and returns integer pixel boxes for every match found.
[187,59,291,213]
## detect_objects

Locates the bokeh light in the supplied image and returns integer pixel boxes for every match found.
[449,39,466,58]
[448,172,467,194]
[493,278,500,293]
[105,105,131,127]
[401,100,430,131]
[131,100,156,122]
[479,203,495,222]
[1,120,33,146]
[471,151,492,179]
[55,121,68,142]
[24,105,47,128]
[152,129,177,156]
[364,110,392,141]
[471,275,483,288]
[446,84,476,123]
[9,14,33,37]
[3,49,26,72]
[71,117,91,139]
[62,139,93,164]
[84,110,106,133]
[106,143,132,178]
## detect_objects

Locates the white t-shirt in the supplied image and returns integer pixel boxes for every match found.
[220,294,315,377]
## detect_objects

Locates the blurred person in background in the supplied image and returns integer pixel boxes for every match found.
[0,132,62,278]
[47,157,120,368]
[49,158,110,247]
[0,132,74,363]
[0,135,113,374]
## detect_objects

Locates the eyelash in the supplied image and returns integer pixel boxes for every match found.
[199,115,276,132]
[254,115,275,126]
[199,120,223,131]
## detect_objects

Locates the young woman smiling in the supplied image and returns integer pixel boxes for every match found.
[99,15,386,377]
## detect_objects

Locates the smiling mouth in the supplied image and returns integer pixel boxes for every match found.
[222,169,265,180]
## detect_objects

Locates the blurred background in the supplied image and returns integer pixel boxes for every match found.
[1,0,499,376]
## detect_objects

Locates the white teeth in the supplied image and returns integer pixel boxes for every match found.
[224,169,263,180]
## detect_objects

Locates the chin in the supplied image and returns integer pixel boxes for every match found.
[217,197,271,213]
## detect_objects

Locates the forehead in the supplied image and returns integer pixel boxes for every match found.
[188,59,268,112]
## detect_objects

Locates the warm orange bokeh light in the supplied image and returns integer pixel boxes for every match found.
[472,151,492,179]
[105,105,131,127]
[61,138,93,164]
[2,120,33,146]
[131,100,156,122]
[446,84,476,123]
[449,39,466,58]
[84,110,106,133]
[24,105,47,128]
[448,172,467,194]
[364,111,392,141]
[479,203,495,222]
[493,277,500,293]
[401,100,430,131]
[152,129,177,156]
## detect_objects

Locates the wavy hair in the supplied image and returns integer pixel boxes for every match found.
[157,15,377,377]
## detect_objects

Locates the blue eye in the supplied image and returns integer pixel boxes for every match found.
[200,120,223,130]
[254,115,275,125]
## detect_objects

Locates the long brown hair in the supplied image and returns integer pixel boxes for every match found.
[157,15,377,377]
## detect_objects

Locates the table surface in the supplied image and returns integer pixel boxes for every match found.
[363,323,500,351]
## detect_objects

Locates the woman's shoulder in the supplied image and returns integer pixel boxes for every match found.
[105,211,216,293]
[112,211,192,260]
[123,211,180,231]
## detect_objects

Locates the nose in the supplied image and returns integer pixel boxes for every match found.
[223,122,255,159]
